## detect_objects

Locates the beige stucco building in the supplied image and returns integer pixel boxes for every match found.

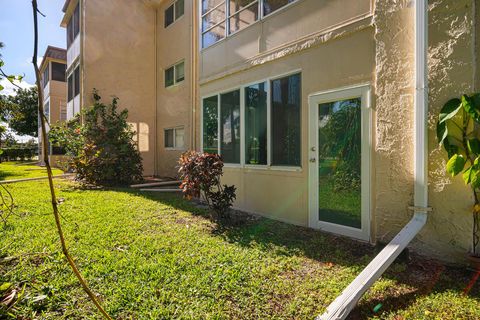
[60,0,480,263]
[38,46,67,165]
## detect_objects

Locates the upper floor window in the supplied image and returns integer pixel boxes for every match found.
[67,4,80,48]
[42,65,49,88]
[67,65,80,102]
[51,62,66,82]
[165,0,184,28]
[201,0,298,48]
[164,61,185,87]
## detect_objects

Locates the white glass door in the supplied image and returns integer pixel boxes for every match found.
[308,85,371,241]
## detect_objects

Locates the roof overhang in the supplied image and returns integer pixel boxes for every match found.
[60,0,78,28]
[39,46,67,72]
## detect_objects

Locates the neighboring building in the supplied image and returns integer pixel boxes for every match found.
[38,46,67,165]
[60,0,480,263]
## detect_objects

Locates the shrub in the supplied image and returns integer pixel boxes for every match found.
[49,90,143,186]
[178,151,236,218]
[0,147,36,162]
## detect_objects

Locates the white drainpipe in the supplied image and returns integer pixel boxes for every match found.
[317,1,430,319]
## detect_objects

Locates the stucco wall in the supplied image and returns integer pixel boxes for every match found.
[374,0,477,263]
[83,0,156,176]
[155,0,194,178]
[198,27,375,226]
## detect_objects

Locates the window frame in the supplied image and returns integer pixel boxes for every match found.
[164,126,186,150]
[67,3,80,48]
[200,0,301,49]
[67,63,80,102]
[164,60,185,88]
[165,0,185,28]
[201,69,302,170]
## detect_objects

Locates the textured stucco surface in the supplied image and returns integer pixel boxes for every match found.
[374,0,477,263]
[83,0,156,175]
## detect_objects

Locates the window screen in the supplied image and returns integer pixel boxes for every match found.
[51,62,66,82]
[74,66,80,97]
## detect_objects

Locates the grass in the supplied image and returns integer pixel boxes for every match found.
[318,159,361,228]
[0,164,479,319]
[0,161,63,181]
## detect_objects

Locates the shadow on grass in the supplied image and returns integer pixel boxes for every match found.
[103,187,480,319]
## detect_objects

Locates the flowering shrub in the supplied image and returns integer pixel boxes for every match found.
[178,151,236,218]
[49,90,143,186]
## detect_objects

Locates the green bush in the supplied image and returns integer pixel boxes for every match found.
[0,147,36,161]
[49,90,143,186]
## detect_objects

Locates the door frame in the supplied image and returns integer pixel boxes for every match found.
[308,83,372,241]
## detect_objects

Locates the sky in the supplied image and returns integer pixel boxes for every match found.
[0,0,66,86]
[0,0,65,142]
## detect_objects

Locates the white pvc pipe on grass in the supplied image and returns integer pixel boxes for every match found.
[317,0,430,318]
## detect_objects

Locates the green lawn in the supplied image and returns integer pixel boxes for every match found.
[0,166,479,319]
[0,161,63,181]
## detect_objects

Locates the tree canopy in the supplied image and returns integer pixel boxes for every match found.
[0,87,38,137]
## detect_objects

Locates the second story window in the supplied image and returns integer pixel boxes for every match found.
[51,62,66,82]
[164,61,185,87]
[201,0,298,48]
[165,0,184,28]
[42,65,49,88]
[67,4,80,48]
[67,65,80,102]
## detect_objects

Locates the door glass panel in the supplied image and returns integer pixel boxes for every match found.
[318,98,361,229]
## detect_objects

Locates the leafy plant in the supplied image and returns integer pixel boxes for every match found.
[178,151,236,218]
[436,94,480,256]
[49,90,143,186]
[320,98,361,191]
[0,87,38,137]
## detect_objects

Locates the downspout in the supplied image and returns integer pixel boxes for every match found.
[317,1,430,319]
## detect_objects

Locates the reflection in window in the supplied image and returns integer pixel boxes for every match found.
[229,0,259,34]
[165,61,185,87]
[245,82,267,165]
[165,0,184,27]
[263,0,296,16]
[201,0,226,48]
[220,90,241,163]
[203,95,219,154]
[271,73,301,166]
[200,0,299,48]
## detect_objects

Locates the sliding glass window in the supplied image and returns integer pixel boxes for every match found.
[245,82,267,165]
[263,0,296,16]
[202,72,301,168]
[201,0,226,48]
[203,95,219,154]
[271,73,301,166]
[201,0,299,48]
[220,90,241,164]
[228,0,259,34]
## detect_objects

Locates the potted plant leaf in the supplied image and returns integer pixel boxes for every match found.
[437,94,480,266]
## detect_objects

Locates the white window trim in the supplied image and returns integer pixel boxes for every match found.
[165,0,185,28]
[307,83,372,241]
[200,69,302,171]
[164,126,186,150]
[165,60,185,88]
[200,0,302,49]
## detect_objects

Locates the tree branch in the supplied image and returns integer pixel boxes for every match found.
[31,1,112,319]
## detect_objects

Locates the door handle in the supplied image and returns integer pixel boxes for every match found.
[309,158,316,163]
